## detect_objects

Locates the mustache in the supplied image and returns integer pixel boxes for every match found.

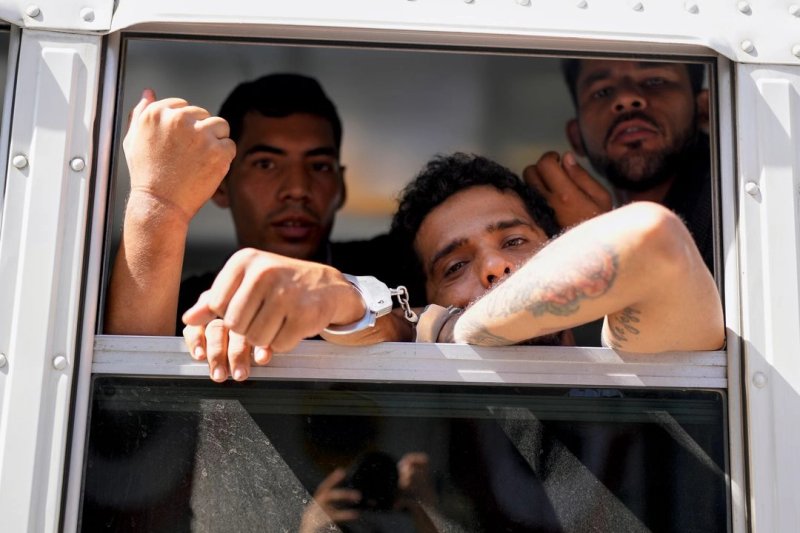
[266,205,321,224]
[604,111,660,144]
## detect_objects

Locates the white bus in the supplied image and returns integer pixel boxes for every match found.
[0,0,798,531]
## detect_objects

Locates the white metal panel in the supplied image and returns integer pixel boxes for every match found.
[0,30,101,532]
[0,0,113,32]
[103,0,800,65]
[93,336,728,389]
[60,31,120,533]
[736,63,800,533]
[715,57,747,533]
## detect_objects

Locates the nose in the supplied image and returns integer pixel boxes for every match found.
[613,83,647,113]
[279,162,312,202]
[479,251,515,289]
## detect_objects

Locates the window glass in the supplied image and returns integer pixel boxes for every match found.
[82,377,727,532]
[107,37,716,345]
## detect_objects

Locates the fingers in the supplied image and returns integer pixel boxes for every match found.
[128,89,156,130]
[535,151,583,200]
[205,319,230,382]
[522,164,549,194]
[197,115,231,140]
[226,331,252,381]
[562,152,612,208]
[183,324,207,361]
[317,468,349,493]
[182,290,218,325]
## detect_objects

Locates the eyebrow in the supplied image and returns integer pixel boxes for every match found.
[427,218,534,275]
[242,144,339,158]
[578,62,673,91]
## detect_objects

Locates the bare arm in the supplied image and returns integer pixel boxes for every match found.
[453,202,724,352]
[104,91,235,334]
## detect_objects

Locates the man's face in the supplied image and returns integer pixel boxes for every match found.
[414,186,549,308]
[213,112,345,260]
[568,60,707,192]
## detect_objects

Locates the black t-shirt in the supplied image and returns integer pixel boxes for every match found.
[661,135,714,274]
[176,233,425,335]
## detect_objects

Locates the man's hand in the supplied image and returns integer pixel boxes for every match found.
[183,321,272,382]
[523,151,612,229]
[299,469,361,533]
[182,248,366,354]
[105,91,235,335]
[123,89,236,221]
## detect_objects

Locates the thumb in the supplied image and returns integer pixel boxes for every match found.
[127,88,157,130]
[182,291,218,326]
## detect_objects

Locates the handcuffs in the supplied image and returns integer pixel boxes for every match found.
[322,274,462,343]
[322,274,418,335]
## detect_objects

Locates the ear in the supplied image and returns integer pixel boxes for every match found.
[211,178,231,208]
[695,88,710,133]
[336,166,347,210]
[566,119,586,157]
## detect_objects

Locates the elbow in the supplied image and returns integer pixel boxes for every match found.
[623,202,703,280]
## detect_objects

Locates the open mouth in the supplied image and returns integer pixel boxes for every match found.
[605,114,661,147]
[271,217,318,240]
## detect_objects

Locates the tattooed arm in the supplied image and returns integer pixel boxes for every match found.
[452,202,724,352]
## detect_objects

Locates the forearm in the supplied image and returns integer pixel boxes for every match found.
[320,308,415,345]
[104,192,190,335]
[453,202,722,351]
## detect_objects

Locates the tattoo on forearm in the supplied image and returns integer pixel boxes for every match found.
[486,245,619,319]
[606,306,642,348]
[459,319,515,346]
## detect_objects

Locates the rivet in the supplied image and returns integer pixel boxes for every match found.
[516,0,531,5]
[24,5,40,18]
[12,154,28,169]
[80,7,95,22]
[577,0,588,8]
[69,157,85,172]
[464,0,474,3]
[631,1,644,12]
[740,40,755,54]
[752,371,767,388]
[53,355,67,370]
[0,353,7,368]
[790,5,800,17]
[793,44,800,59]
[744,181,760,196]
[684,1,699,14]
[737,1,751,15]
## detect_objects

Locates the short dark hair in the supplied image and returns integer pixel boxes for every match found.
[560,59,706,106]
[218,73,342,149]
[391,153,560,272]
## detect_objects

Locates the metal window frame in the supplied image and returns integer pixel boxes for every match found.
[0,18,762,533]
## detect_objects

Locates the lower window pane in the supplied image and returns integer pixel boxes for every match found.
[81,378,727,532]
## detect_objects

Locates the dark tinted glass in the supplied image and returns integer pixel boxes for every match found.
[81,378,727,532]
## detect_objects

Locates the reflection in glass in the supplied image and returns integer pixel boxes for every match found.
[81,379,726,532]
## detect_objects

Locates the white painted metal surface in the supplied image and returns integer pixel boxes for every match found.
[715,57,748,533]
[736,63,800,533]
[0,30,101,532]
[0,0,794,532]
[1,0,799,64]
[94,336,728,388]
[61,31,120,533]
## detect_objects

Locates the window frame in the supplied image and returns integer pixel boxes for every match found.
[63,27,742,533]
[0,18,745,531]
